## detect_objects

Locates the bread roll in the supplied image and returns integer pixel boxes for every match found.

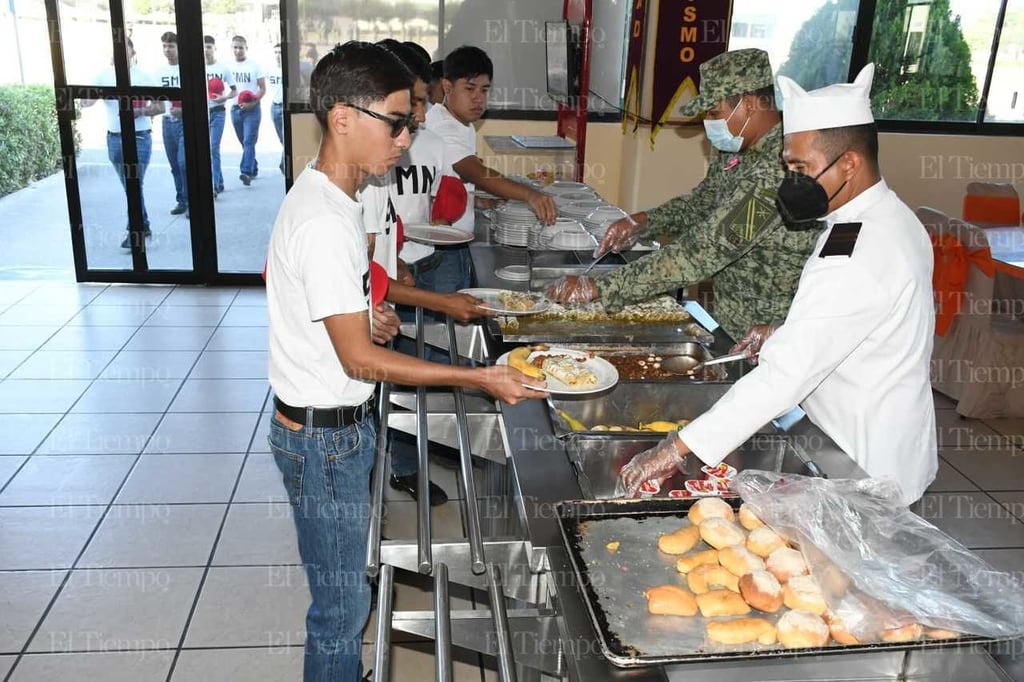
[675,549,719,574]
[880,623,923,642]
[738,503,765,531]
[783,575,828,615]
[688,497,735,525]
[644,584,698,617]
[777,610,829,649]
[746,526,786,558]
[699,517,746,550]
[766,546,808,582]
[696,589,751,617]
[707,617,777,646]
[738,570,783,613]
[657,524,701,555]
[825,611,861,645]
[719,545,765,577]
[687,563,740,594]
[924,627,960,640]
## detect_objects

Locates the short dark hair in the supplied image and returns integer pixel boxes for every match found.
[310,41,414,130]
[429,60,443,83]
[376,39,430,83]
[403,41,431,66]
[204,35,215,46]
[443,45,492,82]
[231,35,247,45]
[161,32,177,44]
[725,85,776,110]
[813,122,880,172]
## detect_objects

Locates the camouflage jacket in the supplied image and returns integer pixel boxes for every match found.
[597,124,823,339]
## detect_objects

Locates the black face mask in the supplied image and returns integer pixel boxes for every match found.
[776,153,848,231]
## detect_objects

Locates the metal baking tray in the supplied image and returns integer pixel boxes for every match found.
[565,434,810,499]
[494,316,713,345]
[548,382,775,438]
[556,497,995,668]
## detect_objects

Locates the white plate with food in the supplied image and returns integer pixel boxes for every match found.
[458,288,551,316]
[496,346,619,395]
[404,224,475,245]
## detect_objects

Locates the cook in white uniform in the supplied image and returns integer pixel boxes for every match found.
[618,64,938,506]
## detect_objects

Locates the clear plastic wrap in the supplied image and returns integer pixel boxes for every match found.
[734,470,1024,640]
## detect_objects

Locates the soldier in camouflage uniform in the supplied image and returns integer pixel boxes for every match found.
[545,49,823,340]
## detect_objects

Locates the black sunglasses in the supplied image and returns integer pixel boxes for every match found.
[342,103,414,138]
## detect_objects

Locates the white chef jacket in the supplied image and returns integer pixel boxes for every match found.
[681,179,938,505]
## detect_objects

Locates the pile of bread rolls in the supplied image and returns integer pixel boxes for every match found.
[642,497,957,649]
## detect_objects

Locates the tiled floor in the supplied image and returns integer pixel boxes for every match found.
[0,282,495,682]
[1,281,1023,681]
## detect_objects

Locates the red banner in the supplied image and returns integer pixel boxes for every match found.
[622,0,649,133]
[650,0,731,145]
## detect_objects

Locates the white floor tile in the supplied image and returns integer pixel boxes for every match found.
[0,326,60,351]
[9,650,174,681]
[219,306,268,326]
[7,350,117,381]
[918,492,1024,548]
[0,349,35,378]
[233,453,288,503]
[145,412,261,454]
[162,287,239,306]
[0,304,83,326]
[78,504,226,568]
[0,455,136,505]
[67,304,160,327]
[28,567,205,653]
[99,350,200,381]
[36,413,162,455]
[122,326,216,352]
[71,379,183,414]
[0,655,15,678]
[927,457,980,493]
[0,379,91,414]
[187,351,267,379]
[0,570,66,653]
[144,305,227,327]
[168,379,269,413]
[934,409,1004,450]
[40,325,137,352]
[940,447,1024,491]
[205,326,269,351]
[212,502,300,566]
[184,566,310,648]
[0,506,105,570]
[115,453,244,504]
[0,455,28,488]
[89,286,174,307]
[171,646,302,681]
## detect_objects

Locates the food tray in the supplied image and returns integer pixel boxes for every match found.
[558,343,731,382]
[556,498,994,668]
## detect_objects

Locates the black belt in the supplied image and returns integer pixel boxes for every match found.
[409,251,444,276]
[273,396,373,428]
[209,105,225,112]
[107,130,151,136]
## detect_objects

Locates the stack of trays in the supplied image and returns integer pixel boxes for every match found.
[491,201,538,247]
[560,199,610,221]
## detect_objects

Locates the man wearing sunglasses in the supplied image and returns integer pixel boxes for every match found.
[265,42,548,682]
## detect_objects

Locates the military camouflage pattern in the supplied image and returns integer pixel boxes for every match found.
[597,124,823,339]
[678,48,775,118]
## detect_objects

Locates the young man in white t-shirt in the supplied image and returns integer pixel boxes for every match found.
[204,35,237,195]
[265,42,545,682]
[156,31,187,217]
[229,34,266,185]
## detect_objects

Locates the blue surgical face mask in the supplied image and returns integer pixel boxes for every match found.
[703,104,749,153]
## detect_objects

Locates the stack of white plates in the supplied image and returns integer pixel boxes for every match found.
[491,201,538,247]
[552,190,599,209]
[582,205,631,240]
[560,199,610,221]
[536,220,595,251]
[529,218,584,249]
[545,180,591,194]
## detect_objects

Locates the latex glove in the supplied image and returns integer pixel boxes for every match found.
[440,292,493,322]
[526,189,558,225]
[594,215,643,259]
[729,323,779,365]
[371,302,401,345]
[615,432,689,498]
[544,275,599,305]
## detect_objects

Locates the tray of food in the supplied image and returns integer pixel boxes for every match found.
[458,288,550,316]
[557,497,989,668]
[558,343,732,382]
[496,345,619,395]
[496,296,713,345]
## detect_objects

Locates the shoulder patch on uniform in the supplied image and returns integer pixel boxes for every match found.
[818,222,862,258]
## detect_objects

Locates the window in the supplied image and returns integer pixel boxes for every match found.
[985,0,1024,121]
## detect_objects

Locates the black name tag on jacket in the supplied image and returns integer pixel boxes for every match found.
[819,222,862,258]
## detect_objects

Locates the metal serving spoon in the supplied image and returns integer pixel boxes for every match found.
[661,349,751,376]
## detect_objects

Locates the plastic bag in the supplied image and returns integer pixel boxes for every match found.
[734,470,1024,640]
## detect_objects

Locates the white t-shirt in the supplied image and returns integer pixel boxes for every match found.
[154,63,180,116]
[424,104,476,233]
[359,176,399,278]
[267,164,376,407]
[206,62,235,109]
[267,65,284,104]
[231,58,265,99]
[392,128,452,264]
[95,66,155,133]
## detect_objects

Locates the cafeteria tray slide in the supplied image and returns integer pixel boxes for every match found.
[556,497,997,668]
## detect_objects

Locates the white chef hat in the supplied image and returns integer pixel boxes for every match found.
[778,64,876,134]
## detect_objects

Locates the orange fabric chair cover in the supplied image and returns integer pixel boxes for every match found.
[931,233,995,336]
[962,195,1021,226]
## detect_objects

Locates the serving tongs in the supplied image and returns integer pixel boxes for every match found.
[661,349,751,376]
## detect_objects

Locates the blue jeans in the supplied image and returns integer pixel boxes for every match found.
[209,107,226,191]
[269,414,377,682]
[231,104,261,177]
[106,130,151,230]
[272,102,285,172]
[432,245,474,295]
[162,116,186,206]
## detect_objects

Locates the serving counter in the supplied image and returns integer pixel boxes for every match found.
[367,232,1018,682]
